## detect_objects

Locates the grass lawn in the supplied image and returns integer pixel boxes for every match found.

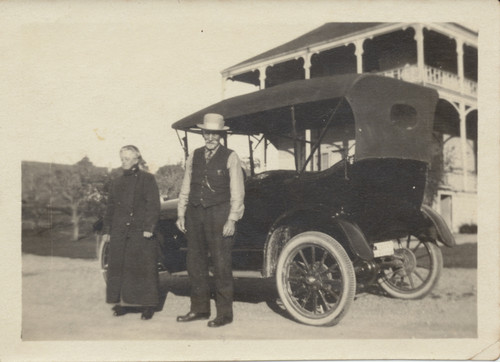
[22,226,99,260]
[441,242,477,268]
[22,223,478,268]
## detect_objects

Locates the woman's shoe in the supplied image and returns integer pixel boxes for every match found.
[112,305,127,317]
[141,307,154,320]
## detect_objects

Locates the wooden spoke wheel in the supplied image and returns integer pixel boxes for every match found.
[98,237,110,282]
[276,232,356,326]
[377,234,443,299]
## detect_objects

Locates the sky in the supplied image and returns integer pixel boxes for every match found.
[0,1,336,172]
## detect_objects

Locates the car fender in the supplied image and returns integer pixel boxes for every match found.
[262,207,373,277]
[420,204,456,247]
[334,218,374,260]
[262,208,311,277]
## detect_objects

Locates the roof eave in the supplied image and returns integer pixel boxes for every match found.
[221,23,395,77]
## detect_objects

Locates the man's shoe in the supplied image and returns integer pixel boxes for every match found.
[141,307,154,320]
[176,311,210,322]
[207,316,233,328]
[112,305,127,317]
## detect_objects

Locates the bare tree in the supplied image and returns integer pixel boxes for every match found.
[22,172,51,230]
[49,157,106,241]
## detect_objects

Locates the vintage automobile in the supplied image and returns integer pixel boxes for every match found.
[98,73,455,327]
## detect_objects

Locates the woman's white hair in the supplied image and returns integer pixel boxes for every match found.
[120,145,149,171]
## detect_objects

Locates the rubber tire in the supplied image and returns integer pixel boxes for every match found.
[98,236,110,283]
[276,231,356,327]
[378,240,443,299]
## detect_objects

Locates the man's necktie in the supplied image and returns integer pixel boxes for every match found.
[206,149,214,162]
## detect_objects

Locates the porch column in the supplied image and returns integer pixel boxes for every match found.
[456,39,465,95]
[354,39,364,74]
[414,24,425,83]
[459,102,468,191]
[259,66,267,89]
[303,52,312,80]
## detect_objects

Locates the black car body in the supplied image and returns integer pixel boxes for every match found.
[99,74,455,326]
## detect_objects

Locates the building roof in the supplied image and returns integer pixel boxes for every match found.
[222,22,477,75]
[223,23,383,73]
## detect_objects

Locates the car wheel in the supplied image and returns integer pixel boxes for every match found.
[377,234,443,299]
[98,236,110,282]
[275,231,356,326]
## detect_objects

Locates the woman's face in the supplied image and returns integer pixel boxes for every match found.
[120,150,139,170]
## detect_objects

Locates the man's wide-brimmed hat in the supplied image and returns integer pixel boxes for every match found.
[197,113,229,131]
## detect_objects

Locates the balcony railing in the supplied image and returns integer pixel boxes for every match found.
[379,64,477,98]
[380,65,420,82]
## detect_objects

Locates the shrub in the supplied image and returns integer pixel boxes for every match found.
[458,223,477,234]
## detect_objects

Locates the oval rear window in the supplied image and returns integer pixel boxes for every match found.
[390,104,417,130]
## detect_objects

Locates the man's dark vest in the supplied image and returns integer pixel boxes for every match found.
[189,145,232,208]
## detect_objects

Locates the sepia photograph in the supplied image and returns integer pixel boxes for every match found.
[1,1,498,361]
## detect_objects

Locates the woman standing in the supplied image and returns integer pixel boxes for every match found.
[102,145,161,320]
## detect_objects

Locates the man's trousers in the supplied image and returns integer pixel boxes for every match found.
[185,202,234,319]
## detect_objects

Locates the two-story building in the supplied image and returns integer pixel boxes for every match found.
[221,23,477,232]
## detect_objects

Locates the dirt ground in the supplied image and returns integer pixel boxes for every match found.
[22,243,477,341]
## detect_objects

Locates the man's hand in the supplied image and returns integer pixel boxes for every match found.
[102,234,110,242]
[222,220,236,237]
[176,217,187,233]
[143,231,153,239]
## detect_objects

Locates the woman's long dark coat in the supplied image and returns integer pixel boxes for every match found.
[103,167,161,306]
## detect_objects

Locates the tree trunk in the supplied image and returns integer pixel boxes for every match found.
[71,205,80,241]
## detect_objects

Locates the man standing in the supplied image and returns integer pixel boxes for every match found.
[176,113,245,327]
